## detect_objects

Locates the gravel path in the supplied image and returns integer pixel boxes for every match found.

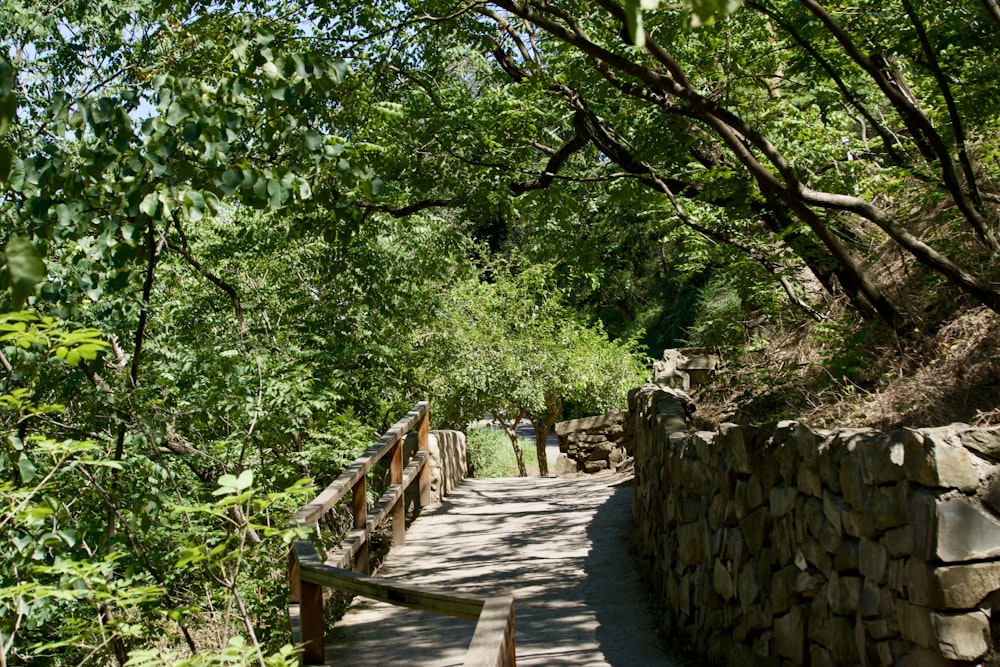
[322,474,685,666]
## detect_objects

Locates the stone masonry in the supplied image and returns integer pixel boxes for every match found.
[554,410,631,474]
[629,383,1000,666]
[403,430,467,504]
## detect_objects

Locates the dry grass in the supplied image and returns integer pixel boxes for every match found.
[692,296,1000,432]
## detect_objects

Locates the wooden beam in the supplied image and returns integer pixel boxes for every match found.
[352,476,369,575]
[464,597,517,667]
[298,564,486,620]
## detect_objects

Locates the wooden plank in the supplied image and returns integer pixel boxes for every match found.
[291,402,428,526]
[366,453,427,531]
[463,596,516,667]
[352,476,369,575]
[325,528,367,570]
[298,563,486,620]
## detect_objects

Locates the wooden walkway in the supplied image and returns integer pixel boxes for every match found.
[321,475,684,666]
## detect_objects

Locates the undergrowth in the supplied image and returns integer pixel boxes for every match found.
[467,427,540,477]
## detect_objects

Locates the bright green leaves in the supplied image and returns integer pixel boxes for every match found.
[623,0,663,47]
[688,0,745,26]
[3,237,46,309]
[214,469,253,497]
[623,0,746,45]
[0,311,109,367]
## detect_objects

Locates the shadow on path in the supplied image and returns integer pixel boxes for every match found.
[322,476,684,666]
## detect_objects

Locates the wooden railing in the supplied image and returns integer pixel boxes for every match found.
[288,402,516,666]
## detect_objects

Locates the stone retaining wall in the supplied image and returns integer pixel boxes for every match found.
[554,411,631,473]
[630,383,1000,666]
[404,430,467,504]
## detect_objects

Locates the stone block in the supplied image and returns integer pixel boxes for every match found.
[841,510,874,538]
[773,421,803,483]
[860,578,896,621]
[796,569,826,597]
[959,426,1000,460]
[770,565,799,615]
[897,599,934,647]
[588,441,614,460]
[866,617,896,640]
[747,475,765,512]
[859,537,889,584]
[911,560,1000,609]
[773,516,796,567]
[709,492,736,530]
[822,490,846,535]
[738,561,759,608]
[887,559,907,594]
[803,536,832,573]
[554,410,623,436]
[740,506,769,556]
[930,610,989,661]
[936,497,1000,562]
[840,452,870,511]
[798,464,823,498]
[828,614,859,664]
[677,522,710,566]
[883,525,913,558]
[714,560,735,600]
[553,453,579,476]
[769,484,799,517]
[816,518,842,555]
[871,484,908,531]
[819,433,846,494]
[827,572,862,615]
[835,538,860,572]
[858,431,906,484]
[903,427,980,491]
[584,459,609,473]
[899,647,948,667]
[810,645,834,667]
[721,423,753,474]
[774,605,806,662]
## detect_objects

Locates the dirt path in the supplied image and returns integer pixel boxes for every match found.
[322,475,685,666]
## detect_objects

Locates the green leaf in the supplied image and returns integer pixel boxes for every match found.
[139,192,159,217]
[183,190,206,222]
[18,454,35,482]
[304,129,323,151]
[235,469,253,491]
[4,236,46,309]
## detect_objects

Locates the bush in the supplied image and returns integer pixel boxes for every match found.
[467,427,539,478]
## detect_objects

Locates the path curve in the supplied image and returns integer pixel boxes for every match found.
[322,475,686,666]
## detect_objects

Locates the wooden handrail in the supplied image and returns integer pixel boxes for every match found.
[288,402,516,666]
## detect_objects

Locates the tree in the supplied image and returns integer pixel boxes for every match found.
[300,0,1000,334]
[423,264,647,476]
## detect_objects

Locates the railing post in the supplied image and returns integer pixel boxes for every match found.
[418,403,431,508]
[352,476,369,575]
[390,440,405,546]
[300,578,325,664]
[292,547,325,664]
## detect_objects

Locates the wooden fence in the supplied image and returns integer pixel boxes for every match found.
[288,402,516,666]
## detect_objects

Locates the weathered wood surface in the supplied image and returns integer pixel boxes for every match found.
[322,475,684,667]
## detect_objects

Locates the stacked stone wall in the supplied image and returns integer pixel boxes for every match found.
[403,430,467,504]
[554,411,631,473]
[630,383,1000,665]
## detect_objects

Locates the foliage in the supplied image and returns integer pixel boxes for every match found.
[422,263,647,476]
[467,427,540,479]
